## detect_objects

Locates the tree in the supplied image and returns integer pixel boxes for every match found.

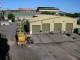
[0,14,4,19]
[8,13,15,22]
[0,12,4,19]
[65,13,80,18]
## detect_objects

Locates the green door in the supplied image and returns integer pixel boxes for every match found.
[32,25,41,34]
[54,23,62,33]
[78,28,80,34]
[42,23,50,33]
[66,23,73,33]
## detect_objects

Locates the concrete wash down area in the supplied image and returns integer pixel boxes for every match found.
[0,22,80,60]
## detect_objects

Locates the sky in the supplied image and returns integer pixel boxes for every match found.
[1,0,80,13]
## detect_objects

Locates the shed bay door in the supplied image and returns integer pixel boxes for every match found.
[32,25,41,34]
[42,23,50,33]
[54,23,62,33]
[66,23,73,33]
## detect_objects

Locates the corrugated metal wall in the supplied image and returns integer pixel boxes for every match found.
[66,23,73,33]
[54,23,62,33]
[32,25,41,34]
[42,23,50,33]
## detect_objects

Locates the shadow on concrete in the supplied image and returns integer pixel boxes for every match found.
[0,34,10,60]
[74,28,78,33]
[24,21,30,33]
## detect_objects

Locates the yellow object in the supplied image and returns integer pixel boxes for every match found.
[18,25,22,28]
[17,30,25,42]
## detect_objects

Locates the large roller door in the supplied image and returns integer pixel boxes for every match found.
[66,23,73,33]
[42,23,50,33]
[32,25,41,34]
[54,23,62,33]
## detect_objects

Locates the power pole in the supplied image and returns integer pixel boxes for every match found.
[0,0,2,11]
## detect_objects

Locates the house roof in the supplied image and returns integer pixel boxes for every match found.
[29,14,76,23]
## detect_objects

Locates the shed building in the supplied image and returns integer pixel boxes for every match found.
[29,15,77,34]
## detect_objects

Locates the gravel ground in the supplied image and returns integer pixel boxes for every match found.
[0,23,17,41]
